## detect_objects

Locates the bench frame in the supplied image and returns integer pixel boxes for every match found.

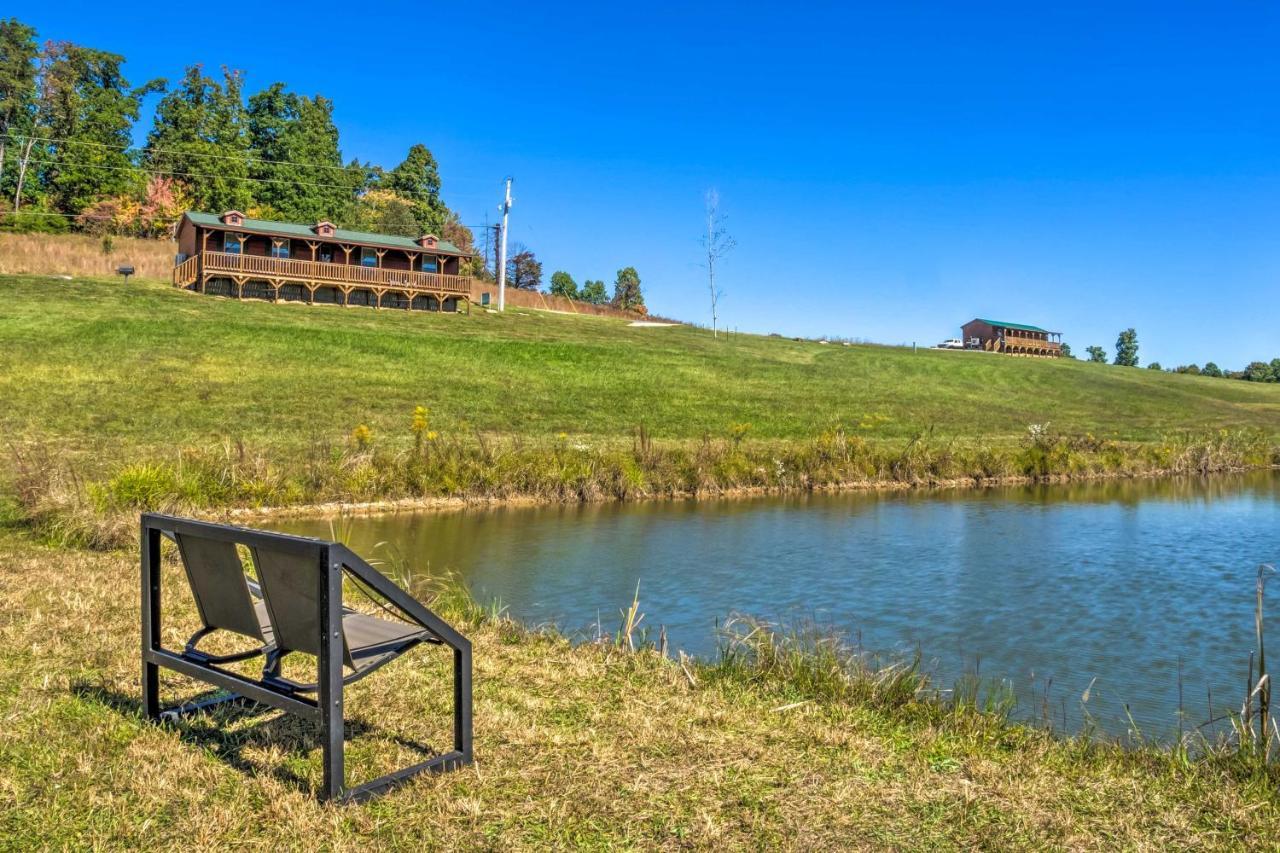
[141,513,473,802]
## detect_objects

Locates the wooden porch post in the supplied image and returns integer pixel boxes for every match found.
[374,249,386,268]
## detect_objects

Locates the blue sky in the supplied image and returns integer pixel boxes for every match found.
[25,2,1280,366]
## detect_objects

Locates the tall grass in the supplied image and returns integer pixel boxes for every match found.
[9,421,1278,550]
[0,232,175,279]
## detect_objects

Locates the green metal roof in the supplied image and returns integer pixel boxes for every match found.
[977,318,1052,333]
[185,211,466,255]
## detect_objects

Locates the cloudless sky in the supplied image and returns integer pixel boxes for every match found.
[22,2,1280,366]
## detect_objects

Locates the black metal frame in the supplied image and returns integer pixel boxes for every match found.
[141,513,473,803]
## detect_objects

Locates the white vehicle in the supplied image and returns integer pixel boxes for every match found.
[935,339,965,350]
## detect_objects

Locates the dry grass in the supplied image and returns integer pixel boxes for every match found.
[0,232,176,280]
[1,528,1278,849]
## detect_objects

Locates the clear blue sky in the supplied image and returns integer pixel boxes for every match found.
[25,2,1280,367]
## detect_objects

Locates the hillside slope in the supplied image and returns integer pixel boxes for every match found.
[2,275,1277,464]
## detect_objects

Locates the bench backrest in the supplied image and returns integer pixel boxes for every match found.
[174,532,265,641]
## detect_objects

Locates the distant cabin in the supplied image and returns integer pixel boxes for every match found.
[961,318,1063,358]
[172,211,476,312]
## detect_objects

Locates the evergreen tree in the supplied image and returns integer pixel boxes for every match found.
[384,143,448,235]
[1113,328,1139,367]
[549,270,578,299]
[612,266,645,312]
[145,65,252,212]
[36,42,159,214]
[0,18,38,197]
[246,83,355,221]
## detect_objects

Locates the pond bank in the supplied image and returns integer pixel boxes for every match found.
[2,528,1278,847]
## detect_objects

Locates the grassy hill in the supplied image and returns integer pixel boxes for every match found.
[3,274,1277,465]
[3,274,1280,844]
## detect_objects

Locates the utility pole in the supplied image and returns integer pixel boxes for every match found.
[491,224,501,280]
[496,177,512,312]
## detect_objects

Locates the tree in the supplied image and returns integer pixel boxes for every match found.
[548,270,578,299]
[1114,328,1139,367]
[245,83,356,222]
[1202,362,1222,378]
[0,18,38,197]
[1085,346,1107,363]
[384,143,448,236]
[1147,362,1162,370]
[506,244,542,290]
[1060,343,1073,358]
[1244,361,1273,382]
[612,266,645,312]
[1175,364,1201,375]
[1270,358,1280,382]
[145,65,253,212]
[580,279,607,305]
[343,188,418,237]
[34,42,159,215]
[701,188,734,337]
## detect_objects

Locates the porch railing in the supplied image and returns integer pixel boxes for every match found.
[198,251,472,295]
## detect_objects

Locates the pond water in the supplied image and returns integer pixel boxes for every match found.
[275,472,1280,739]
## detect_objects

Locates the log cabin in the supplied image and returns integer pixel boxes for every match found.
[172,211,475,312]
[961,318,1063,357]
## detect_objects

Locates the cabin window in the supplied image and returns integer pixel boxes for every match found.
[270,239,290,259]
[422,258,438,273]
[319,249,333,263]
[223,234,242,254]
[361,247,377,267]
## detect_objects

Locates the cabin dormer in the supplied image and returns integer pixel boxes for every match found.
[416,234,439,249]
[313,220,336,238]
[220,210,246,227]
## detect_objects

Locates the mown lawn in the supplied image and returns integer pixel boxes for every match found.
[2,529,1278,849]
[2,274,1278,469]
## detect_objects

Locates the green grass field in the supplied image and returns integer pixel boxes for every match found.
[2,274,1277,466]
[3,273,1280,846]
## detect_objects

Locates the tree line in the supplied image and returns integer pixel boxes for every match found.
[0,18,475,265]
[1070,328,1279,382]
[0,17,651,309]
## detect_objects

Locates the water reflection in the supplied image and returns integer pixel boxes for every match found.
[276,471,1280,740]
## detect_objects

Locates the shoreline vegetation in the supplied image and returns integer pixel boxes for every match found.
[13,422,1279,549]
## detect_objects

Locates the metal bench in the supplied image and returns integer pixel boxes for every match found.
[140,513,472,802]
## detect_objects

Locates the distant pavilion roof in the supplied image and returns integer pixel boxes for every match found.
[184,211,468,256]
[975,318,1056,334]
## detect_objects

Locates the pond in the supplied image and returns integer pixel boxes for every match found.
[275,471,1280,739]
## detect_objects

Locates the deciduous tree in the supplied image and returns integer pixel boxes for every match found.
[0,18,38,196]
[36,42,159,214]
[549,270,578,299]
[1086,345,1107,363]
[1201,362,1222,378]
[701,188,734,337]
[506,244,542,290]
[1114,328,1139,367]
[580,279,607,305]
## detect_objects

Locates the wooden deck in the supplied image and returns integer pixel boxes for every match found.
[174,251,473,310]
[984,334,1063,356]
